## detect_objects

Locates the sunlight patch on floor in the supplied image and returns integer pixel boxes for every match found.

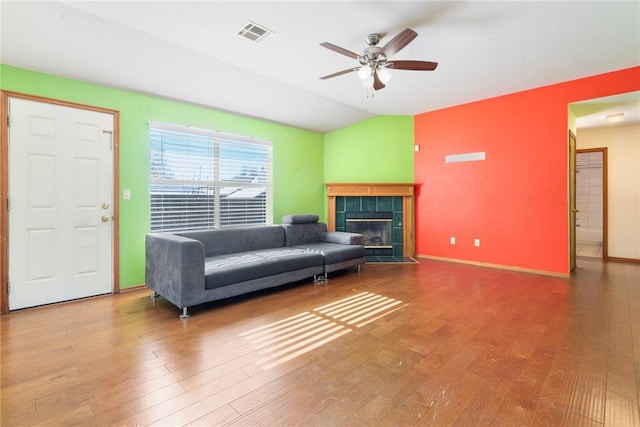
[241,292,407,369]
[314,291,408,328]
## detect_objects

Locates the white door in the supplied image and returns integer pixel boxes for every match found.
[8,98,114,310]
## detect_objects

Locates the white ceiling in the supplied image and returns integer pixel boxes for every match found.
[1,1,639,133]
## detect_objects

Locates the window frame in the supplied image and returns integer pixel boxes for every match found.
[149,121,273,232]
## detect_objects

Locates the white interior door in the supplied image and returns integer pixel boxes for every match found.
[8,98,114,310]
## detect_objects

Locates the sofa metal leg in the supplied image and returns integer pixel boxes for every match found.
[357,264,362,272]
[313,274,328,283]
[179,307,190,318]
[150,291,159,298]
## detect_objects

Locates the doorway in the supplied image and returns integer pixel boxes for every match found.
[1,93,120,312]
[576,148,608,259]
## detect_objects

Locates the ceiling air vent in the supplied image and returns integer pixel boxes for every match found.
[237,21,274,43]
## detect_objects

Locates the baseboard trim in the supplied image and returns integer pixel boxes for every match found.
[415,254,570,279]
[606,256,640,264]
[120,284,148,293]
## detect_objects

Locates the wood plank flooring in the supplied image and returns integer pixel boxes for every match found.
[1,257,639,426]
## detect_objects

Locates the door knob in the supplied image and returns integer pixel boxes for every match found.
[101,215,110,222]
[102,203,110,209]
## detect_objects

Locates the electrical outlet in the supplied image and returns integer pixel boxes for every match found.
[123,189,131,200]
[474,238,480,247]
[450,237,456,245]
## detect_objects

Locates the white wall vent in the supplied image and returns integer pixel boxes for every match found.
[237,21,274,43]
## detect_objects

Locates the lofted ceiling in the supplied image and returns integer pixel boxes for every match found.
[1,1,639,133]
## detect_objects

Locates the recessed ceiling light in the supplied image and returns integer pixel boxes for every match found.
[605,112,625,122]
[237,21,274,43]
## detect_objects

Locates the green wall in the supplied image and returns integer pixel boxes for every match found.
[1,65,325,288]
[324,115,414,183]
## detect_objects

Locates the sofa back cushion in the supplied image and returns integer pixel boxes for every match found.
[282,214,319,224]
[177,225,285,257]
[282,222,328,247]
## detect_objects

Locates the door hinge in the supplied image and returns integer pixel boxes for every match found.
[6,198,9,211]
[7,282,9,295]
[7,116,10,127]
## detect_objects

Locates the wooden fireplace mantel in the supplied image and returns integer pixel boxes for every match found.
[325,183,415,258]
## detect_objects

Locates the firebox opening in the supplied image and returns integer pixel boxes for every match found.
[346,212,393,249]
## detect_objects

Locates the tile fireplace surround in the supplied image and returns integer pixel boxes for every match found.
[325,183,414,259]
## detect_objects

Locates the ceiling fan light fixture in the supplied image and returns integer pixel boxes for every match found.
[363,75,374,88]
[377,67,392,84]
[358,64,372,80]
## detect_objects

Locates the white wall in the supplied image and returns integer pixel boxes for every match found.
[577,124,640,260]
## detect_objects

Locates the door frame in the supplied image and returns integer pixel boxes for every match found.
[0,91,120,314]
[569,130,577,272]
[576,147,608,260]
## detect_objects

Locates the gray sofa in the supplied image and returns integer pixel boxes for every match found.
[145,214,365,317]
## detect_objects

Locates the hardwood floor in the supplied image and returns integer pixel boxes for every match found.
[1,258,639,426]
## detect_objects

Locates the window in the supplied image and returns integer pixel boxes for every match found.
[149,122,272,232]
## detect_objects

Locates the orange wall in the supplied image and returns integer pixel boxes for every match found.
[414,66,640,275]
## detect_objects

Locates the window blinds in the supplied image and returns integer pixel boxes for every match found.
[149,122,272,232]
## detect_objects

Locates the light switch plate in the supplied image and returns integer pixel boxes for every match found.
[123,189,131,200]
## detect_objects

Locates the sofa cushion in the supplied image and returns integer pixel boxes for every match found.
[295,242,366,265]
[204,248,324,289]
[282,222,328,247]
[178,225,285,257]
[282,214,319,224]
[322,231,364,246]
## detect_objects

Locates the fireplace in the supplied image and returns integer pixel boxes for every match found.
[325,183,415,259]
[346,212,393,248]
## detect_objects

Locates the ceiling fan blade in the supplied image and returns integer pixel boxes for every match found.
[381,28,418,57]
[390,60,438,71]
[373,70,386,90]
[320,67,360,80]
[320,42,360,59]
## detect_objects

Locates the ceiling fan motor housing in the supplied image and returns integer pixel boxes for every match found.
[360,46,388,69]
[366,33,382,46]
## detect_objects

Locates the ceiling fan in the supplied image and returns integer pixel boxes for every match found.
[319,28,438,91]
